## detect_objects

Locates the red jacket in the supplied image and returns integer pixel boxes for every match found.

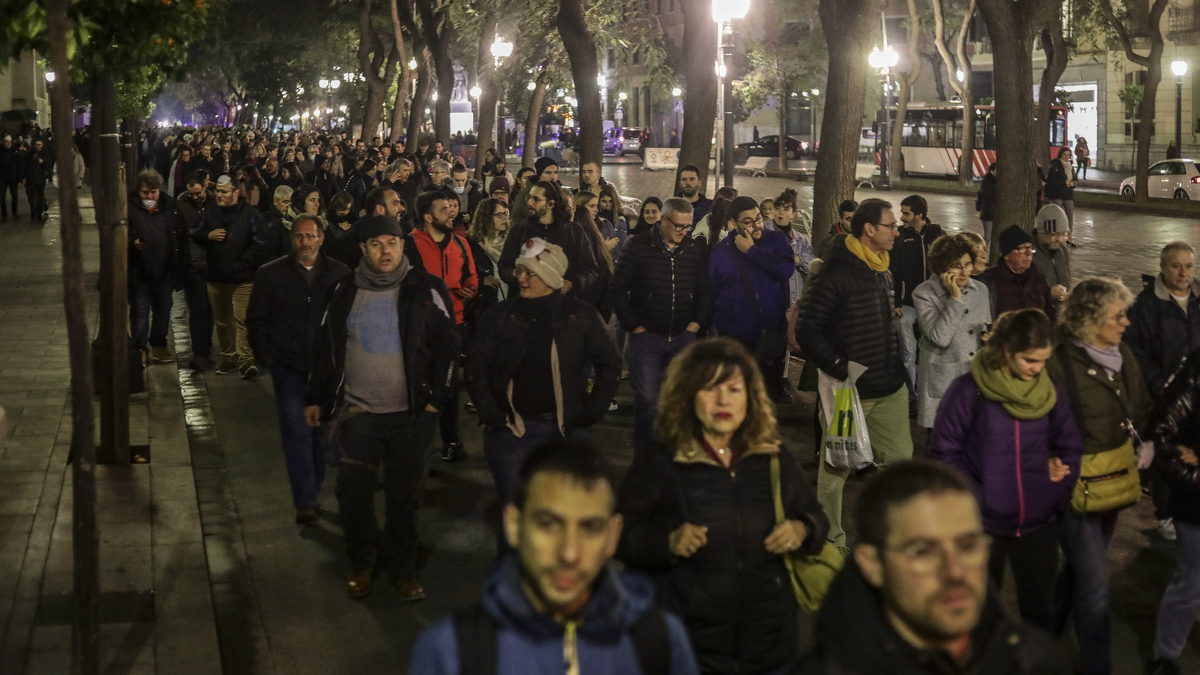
[405,229,478,325]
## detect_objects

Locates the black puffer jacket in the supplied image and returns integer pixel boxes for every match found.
[890,222,946,308]
[796,243,906,400]
[468,292,621,431]
[1125,273,1200,397]
[175,189,213,273]
[792,561,1068,675]
[617,443,829,675]
[246,254,350,372]
[126,191,178,284]
[498,217,600,304]
[1151,349,1200,525]
[610,228,710,337]
[191,199,266,284]
[0,144,21,183]
[305,268,460,416]
[1043,159,1075,201]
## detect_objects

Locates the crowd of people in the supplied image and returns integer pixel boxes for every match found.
[47,121,1200,674]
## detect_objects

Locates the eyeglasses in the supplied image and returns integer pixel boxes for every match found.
[888,532,991,575]
[947,263,971,272]
[662,215,692,232]
[738,214,765,227]
[1015,245,1036,255]
[292,232,320,241]
[871,222,900,232]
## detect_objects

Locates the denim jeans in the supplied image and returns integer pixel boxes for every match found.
[182,270,213,360]
[1055,508,1120,675]
[271,367,325,510]
[626,329,696,451]
[981,220,993,249]
[899,305,918,399]
[335,410,439,579]
[1154,519,1200,660]
[129,277,174,351]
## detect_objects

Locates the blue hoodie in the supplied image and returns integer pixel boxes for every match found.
[409,555,699,675]
[707,228,795,343]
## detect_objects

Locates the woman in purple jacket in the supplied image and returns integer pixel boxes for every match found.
[928,308,1083,631]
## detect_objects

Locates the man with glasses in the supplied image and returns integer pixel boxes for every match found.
[797,198,912,554]
[610,197,708,451]
[426,159,452,190]
[795,460,1067,673]
[1031,204,1071,303]
[247,215,350,525]
[979,225,1057,320]
[708,195,794,401]
[193,174,268,377]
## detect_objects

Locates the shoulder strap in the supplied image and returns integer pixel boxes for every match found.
[730,248,765,322]
[1055,343,1086,433]
[769,454,785,525]
[454,603,498,675]
[629,606,671,675]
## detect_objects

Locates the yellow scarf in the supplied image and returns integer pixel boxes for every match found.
[845,235,890,272]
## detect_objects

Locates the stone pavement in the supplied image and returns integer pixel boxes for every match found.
[1,175,1198,673]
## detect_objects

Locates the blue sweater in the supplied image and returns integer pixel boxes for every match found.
[409,555,699,675]
[707,229,795,343]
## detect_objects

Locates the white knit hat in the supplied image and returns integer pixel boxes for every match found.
[514,238,568,290]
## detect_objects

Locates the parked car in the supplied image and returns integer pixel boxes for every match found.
[734,134,806,160]
[603,127,643,157]
[1119,159,1200,200]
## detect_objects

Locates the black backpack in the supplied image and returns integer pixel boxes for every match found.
[453,602,671,675]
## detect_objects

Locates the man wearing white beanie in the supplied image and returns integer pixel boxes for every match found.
[1032,203,1070,303]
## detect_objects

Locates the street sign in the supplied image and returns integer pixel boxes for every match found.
[674,100,683,113]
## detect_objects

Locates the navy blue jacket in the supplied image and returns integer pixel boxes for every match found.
[707,229,794,343]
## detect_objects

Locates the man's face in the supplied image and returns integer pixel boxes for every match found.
[900,206,919,228]
[424,198,454,234]
[856,492,988,649]
[398,164,413,182]
[186,183,205,202]
[356,141,366,152]
[379,189,403,217]
[292,220,323,264]
[839,211,854,231]
[678,170,700,197]
[491,189,509,205]
[430,166,448,185]
[1004,243,1035,274]
[33,141,43,152]
[181,150,192,163]
[274,197,290,214]
[373,136,382,147]
[1162,250,1196,294]
[733,207,764,241]
[138,185,160,205]
[864,209,900,252]
[504,472,622,615]
[581,163,600,187]
[360,234,403,273]
[201,146,212,158]
[540,165,559,184]
[528,186,552,220]
[435,141,444,153]
[264,159,278,175]
[1037,231,1064,252]
[222,142,231,153]
[381,146,391,158]
[452,171,468,189]
[215,183,238,207]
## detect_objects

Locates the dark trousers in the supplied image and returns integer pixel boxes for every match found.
[182,270,213,359]
[129,277,174,351]
[0,180,18,216]
[987,521,1059,631]
[25,185,45,216]
[439,324,468,446]
[1141,467,1172,520]
[1055,508,1120,675]
[735,336,786,399]
[626,329,696,451]
[271,367,325,510]
[336,410,438,579]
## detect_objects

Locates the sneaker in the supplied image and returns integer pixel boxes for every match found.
[1145,658,1181,675]
[295,506,320,526]
[151,346,175,363]
[189,355,214,371]
[464,401,476,413]
[608,399,619,411]
[1158,518,1177,542]
[441,442,467,462]
[215,358,238,375]
[240,363,259,380]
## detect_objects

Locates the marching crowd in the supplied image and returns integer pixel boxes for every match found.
[49,123,1200,674]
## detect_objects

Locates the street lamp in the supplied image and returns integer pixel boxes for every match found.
[868,44,899,189]
[490,38,514,154]
[44,71,55,83]
[1174,60,1188,154]
[713,0,750,188]
[527,81,537,91]
[618,92,628,101]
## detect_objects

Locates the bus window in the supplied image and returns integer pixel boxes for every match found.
[930,119,947,148]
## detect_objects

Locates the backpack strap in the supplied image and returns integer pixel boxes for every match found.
[629,605,671,675]
[453,603,498,675]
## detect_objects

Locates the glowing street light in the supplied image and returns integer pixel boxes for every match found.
[868,45,899,71]
[672,87,682,97]
[470,85,481,98]
[319,78,329,89]
[618,91,628,101]
[490,37,513,61]
[711,0,750,22]
[409,58,418,70]
[330,79,340,89]
[1173,60,1189,77]
[527,81,537,91]
[44,71,56,83]
[597,73,607,88]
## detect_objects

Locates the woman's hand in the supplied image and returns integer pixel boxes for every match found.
[940,271,961,299]
[669,523,708,558]
[764,520,808,554]
[604,237,619,252]
[1179,444,1198,466]
[1048,458,1071,482]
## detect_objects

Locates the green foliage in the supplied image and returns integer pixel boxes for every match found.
[116,66,165,121]
[734,0,824,124]
[1117,82,1143,114]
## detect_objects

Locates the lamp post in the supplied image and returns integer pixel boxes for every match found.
[672,86,682,146]
[491,37,513,154]
[713,0,750,189]
[597,73,608,123]
[1174,60,1188,154]
[868,44,899,189]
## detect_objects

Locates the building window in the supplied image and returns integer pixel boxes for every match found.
[632,48,640,65]
[656,0,662,13]
[669,0,675,11]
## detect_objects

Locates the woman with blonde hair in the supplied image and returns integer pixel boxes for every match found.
[618,337,828,675]
[1048,276,1152,675]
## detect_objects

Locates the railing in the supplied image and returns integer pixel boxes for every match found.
[1170,2,1200,35]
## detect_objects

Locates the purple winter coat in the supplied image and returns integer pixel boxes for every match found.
[927,373,1083,537]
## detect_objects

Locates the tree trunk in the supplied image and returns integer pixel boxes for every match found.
[977,0,1060,260]
[473,18,498,181]
[811,0,884,256]
[558,0,603,172]
[1036,24,1068,168]
[45,1,99,672]
[931,0,977,185]
[358,0,400,142]
[407,48,432,146]
[677,0,719,193]
[432,28,453,143]
[889,0,923,185]
[523,72,549,168]
[388,0,411,143]
[121,117,139,193]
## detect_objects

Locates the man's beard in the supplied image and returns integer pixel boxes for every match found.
[430,217,454,234]
[681,185,697,197]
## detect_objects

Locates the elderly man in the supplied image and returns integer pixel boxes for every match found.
[978,225,1057,320]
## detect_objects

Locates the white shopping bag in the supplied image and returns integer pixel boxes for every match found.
[817,362,873,470]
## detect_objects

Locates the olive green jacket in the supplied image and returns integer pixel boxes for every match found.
[1047,341,1153,455]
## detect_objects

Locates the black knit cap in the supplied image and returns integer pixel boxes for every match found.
[997,225,1034,256]
[356,215,403,243]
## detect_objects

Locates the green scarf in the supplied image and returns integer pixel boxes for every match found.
[969,352,1057,420]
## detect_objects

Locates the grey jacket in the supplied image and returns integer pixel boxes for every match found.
[1032,246,1070,290]
[912,277,992,428]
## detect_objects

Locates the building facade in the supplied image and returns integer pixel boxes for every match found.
[0,51,52,135]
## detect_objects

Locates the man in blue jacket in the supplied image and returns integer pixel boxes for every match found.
[707,195,794,400]
[409,439,699,675]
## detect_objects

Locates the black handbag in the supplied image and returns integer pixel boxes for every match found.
[731,249,787,365]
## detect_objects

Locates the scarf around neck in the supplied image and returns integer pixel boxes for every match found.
[1077,341,1123,377]
[355,255,410,291]
[845,234,890,273]
[969,352,1057,420]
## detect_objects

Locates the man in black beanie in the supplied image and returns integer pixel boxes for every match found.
[978,225,1057,320]
[511,156,561,223]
